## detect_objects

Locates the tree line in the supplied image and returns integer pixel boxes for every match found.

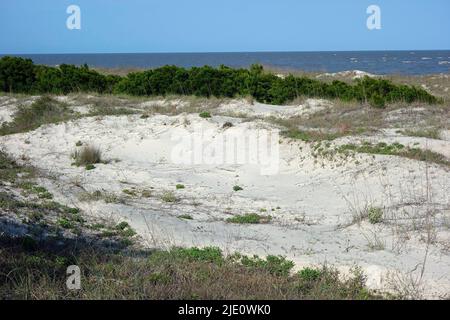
[0,56,438,108]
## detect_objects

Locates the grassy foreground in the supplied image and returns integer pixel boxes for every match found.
[0,145,380,300]
[0,235,379,300]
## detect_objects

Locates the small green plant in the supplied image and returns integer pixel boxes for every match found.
[298,267,322,281]
[169,247,224,264]
[368,207,383,224]
[115,221,136,238]
[122,189,137,196]
[38,191,53,199]
[199,111,211,118]
[65,207,80,215]
[176,184,185,190]
[85,164,96,170]
[58,218,74,229]
[178,214,193,220]
[116,221,130,231]
[75,141,83,147]
[238,255,295,277]
[226,213,271,224]
[233,185,243,192]
[161,191,177,203]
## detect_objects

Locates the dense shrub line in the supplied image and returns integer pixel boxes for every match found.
[0,56,438,107]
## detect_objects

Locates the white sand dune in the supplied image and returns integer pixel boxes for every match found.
[1,107,449,298]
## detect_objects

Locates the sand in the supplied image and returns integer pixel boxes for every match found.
[0,96,449,298]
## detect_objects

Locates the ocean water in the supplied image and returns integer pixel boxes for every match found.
[2,51,450,75]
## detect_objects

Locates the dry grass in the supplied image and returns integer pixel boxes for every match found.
[0,236,380,300]
[71,145,102,166]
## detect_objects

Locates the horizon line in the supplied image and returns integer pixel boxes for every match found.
[2,49,450,56]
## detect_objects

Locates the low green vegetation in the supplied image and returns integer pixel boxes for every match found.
[298,267,323,281]
[0,241,380,299]
[368,207,384,224]
[178,214,193,220]
[175,184,185,190]
[338,142,450,168]
[282,128,341,142]
[199,111,211,118]
[233,185,243,192]
[0,96,72,135]
[401,128,441,140]
[161,191,177,203]
[0,56,439,107]
[226,213,271,224]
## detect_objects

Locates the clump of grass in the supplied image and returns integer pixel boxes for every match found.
[400,148,450,167]
[0,235,381,300]
[339,142,405,155]
[282,128,341,142]
[199,111,211,118]
[0,96,72,135]
[178,214,193,220]
[161,191,177,203]
[402,128,440,140]
[368,207,383,224]
[71,145,102,166]
[78,190,125,204]
[233,185,243,192]
[226,213,271,224]
[57,218,74,229]
[234,254,295,277]
[122,189,137,196]
[298,267,322,281]
[75,141,83,147]
[115,221,137,238]
[175,184,185,190]
[338,142,450,168]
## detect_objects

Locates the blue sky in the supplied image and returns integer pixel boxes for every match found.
[0,0,449,53]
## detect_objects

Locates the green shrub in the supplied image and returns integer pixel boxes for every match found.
[178,214,193,220]
[298,267,322,281]
[0,57,438,109]
[368,207,383,224]
[226,213,271,224]
[58,218,74,229]
[0,56,35,93]
[369,94,386,108]
[239,255,295,277]
[233,185,243,192]
[161,191,177,203]
[199,111,211,118]
[168,247,224,264]
[176,184,185,189]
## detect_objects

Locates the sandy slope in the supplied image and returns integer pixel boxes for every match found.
[1,97,449,298]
